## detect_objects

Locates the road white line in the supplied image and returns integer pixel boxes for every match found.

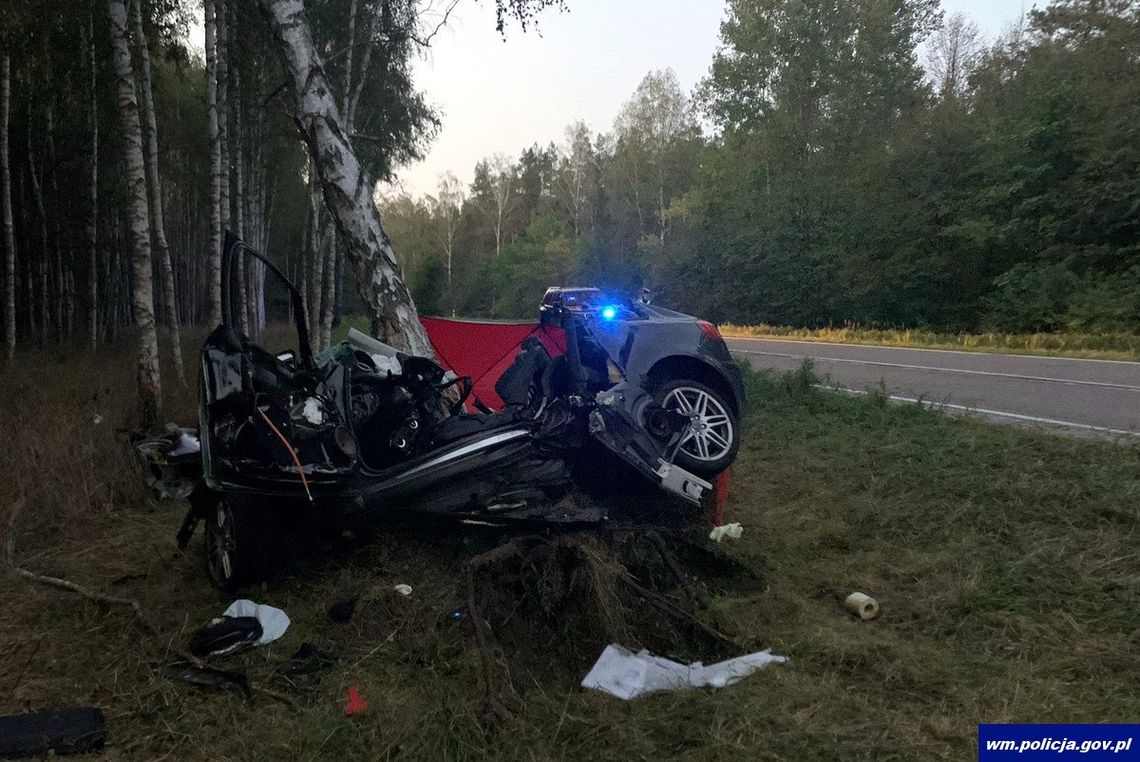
[735,349,1140,391]
[725,335,1140,365]
[827,385,1140,437]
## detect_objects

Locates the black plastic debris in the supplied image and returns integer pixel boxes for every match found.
[327,596,359,624]
[187,616,263,659]
[0,707,106,759]
[158,663,252,699]
[133,425,201,499]
[275,642,339,683]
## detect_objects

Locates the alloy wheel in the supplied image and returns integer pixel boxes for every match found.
[662,386,735,462]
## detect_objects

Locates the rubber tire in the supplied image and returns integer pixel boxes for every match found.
[652,378,741,479]
[204,495,280,593]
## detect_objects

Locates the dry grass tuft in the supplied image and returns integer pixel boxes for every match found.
[2,336,1138,759]
[720,322,1140,361]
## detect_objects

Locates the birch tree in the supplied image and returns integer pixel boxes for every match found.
[926,12,983,99]
[258,0,431,355]
[130,0,184,382]
[555,121,598,236]
[430,171,463,312]
[476,153,517,257]
[86,16,98,352]
[108,0,162,427]
[1,55,14,363]
[205,0,222,325]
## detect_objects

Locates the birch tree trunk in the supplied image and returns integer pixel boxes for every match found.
[1,56,15,363]
[205,0,222,325]
[26,117,50,345]
[46,107,65,342]
[86,17,99,353]
[109,0,162,428]
[258,0,431,356]
[320,238,336,349]
[217,0,230,233]
[130,0,185,381]
[231,60,250,336]
[307,172,325,345]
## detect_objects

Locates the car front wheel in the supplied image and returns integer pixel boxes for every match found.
[653,378,740,479]
[205,495,278,593]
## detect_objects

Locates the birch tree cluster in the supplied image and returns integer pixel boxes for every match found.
[0,0,443,424]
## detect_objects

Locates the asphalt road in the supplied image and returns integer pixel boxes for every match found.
[725,337,1140,438]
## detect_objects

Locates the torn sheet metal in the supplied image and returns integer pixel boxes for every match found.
[134,426,201,499]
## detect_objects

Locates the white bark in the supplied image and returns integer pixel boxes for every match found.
[131,0,185,382]
[86,18,99,353]
[217,0,230,234]
[1,56,14,363]
[46,107,64,341]
[109,0,162,427]
[26,115,50,345]
[307,170,325,343]
[320,238,336,349]
[205,0,222,325]
[431,171,463,314]
[489,154,515,256]
[231,60,250,335]
[259,0,430,355]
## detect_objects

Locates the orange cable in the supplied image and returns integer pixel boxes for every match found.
[256,407,315,503]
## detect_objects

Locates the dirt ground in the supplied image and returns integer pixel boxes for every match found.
[2,339,1138,760]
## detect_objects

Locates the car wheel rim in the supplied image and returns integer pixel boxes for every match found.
[662,386,734,462]
[208,502,236,583]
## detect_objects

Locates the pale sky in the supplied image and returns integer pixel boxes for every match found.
[187,1,1035,196]
[393,0,1035,196]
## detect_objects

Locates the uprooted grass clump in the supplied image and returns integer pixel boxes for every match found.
[465,529,759,692]
[3,334,1140,760]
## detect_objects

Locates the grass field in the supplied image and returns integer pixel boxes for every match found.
[2,339,1138,760]
[720,323,1140,361]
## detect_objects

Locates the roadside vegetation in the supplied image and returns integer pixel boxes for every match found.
[2,345,1138,760]
[720,324,1140,362]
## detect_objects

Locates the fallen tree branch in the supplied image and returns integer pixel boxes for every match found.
[6,498,151,628]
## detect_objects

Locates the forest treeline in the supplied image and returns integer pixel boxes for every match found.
[0,0,1136,409]
[387,0,1140,333]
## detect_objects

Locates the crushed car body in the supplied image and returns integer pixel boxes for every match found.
[178,235,745,590]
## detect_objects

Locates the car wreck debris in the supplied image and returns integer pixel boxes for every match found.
[188,600,291,658]
[172,235,745,590]
[158,663,253,699]
[580,644,787,700]
[343,685,369,717]
[133,425,201,499]
[845,592,881,620]
[708,522,744,543]
[0,707,106,759]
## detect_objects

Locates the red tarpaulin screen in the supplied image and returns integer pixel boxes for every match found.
[421,317,566,410]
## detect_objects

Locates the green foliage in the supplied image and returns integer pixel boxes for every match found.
[985,262,1083,332]
[409,255,447,316]
[488,214,576,317]
[374,0,1139,338]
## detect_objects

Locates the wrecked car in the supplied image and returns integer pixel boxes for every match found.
[178,234,745,591]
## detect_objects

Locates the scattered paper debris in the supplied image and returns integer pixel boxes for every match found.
[581,644,786,700]
[708,522,743,542]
